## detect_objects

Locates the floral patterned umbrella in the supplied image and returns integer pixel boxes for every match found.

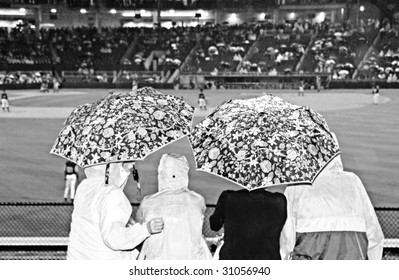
[51,87,195,167]
[189,94,340,190]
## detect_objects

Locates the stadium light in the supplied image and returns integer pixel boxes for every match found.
[110,9,117,14]
[50,9,57,14]
[122,10,151,18]
[228,13,239,24]
[80,9,87,14]
[315,12,325,23]
[0,9,27,16]
[360,6,365,12]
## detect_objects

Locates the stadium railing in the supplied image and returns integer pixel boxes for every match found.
[0,202,398,259]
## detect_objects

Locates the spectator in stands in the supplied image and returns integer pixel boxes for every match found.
[1,90,10,112]
[136,153,212,260]
[67,162,164,260]
[210,188,287,260]
[280,133,384,260]
[268,68,278,76]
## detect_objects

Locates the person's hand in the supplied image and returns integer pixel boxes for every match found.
[146,218,164,234]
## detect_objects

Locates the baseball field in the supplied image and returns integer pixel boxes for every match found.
[0,88,398,207]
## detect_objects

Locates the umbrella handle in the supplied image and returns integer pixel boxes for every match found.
[132,164,140,182]
[132,163,141,199]
[105,163,110,186]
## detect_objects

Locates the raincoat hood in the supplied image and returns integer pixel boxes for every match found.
[323,132,343,173]
[279,131,384,260]
[67,161,150,260]
[323,154,343,173]
[84,162,131,189]
[157,153,189,192]
[136,153,211,260]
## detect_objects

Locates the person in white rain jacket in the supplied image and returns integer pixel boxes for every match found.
[136,153,212,260]
[280,136,384,260]
[67,162,164,260]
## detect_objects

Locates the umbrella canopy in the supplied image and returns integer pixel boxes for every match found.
[51,87,195,167]
[189,94,340,190]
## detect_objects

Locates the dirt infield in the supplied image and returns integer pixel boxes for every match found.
[0,88,398,207]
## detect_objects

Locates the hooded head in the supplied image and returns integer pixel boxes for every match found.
[157,153,189,192]
[84,161,133,189]
[323,132,343,173]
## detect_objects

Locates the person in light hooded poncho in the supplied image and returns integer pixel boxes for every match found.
[136,153,212,260]
[67,162,164,260]
[279,134,384,260]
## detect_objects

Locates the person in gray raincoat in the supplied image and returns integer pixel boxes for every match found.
[67,162,164,260]
[279,134,384,260]
[136,153,212,260]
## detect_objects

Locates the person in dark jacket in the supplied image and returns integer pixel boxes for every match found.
[209,188,287,260]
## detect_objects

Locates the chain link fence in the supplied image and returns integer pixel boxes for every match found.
[0,203,397,260]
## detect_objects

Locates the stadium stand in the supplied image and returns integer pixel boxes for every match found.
[357,22,399,82]
[182,24,257,73]
[0,26,53,71]
[298,21,379,80]
[51,27,136,71]
[0,1,397,91]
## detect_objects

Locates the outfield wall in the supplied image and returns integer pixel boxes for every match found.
[3,80,399,91]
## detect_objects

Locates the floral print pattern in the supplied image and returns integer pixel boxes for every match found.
[189,94,340,190]
[51,87,194,167]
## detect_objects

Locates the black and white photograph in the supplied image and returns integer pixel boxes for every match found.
[0,0,398,278]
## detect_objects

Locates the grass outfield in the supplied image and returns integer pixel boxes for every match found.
[0,88,398,207]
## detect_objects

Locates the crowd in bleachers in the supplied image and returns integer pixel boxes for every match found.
[51,27,137,71]
[357,20,399,82]
[243,32,309,74]
[0,71,52,85]
[298,19,380,80]
[123,26,197,73]
[1,18,399,85]
[277,0,347,5]
[183,24,262,74]
[0,24,53,70]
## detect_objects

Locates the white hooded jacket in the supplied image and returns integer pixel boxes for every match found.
[279,155,384,260]
[67,162,150,260]
[136,154,212,260]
